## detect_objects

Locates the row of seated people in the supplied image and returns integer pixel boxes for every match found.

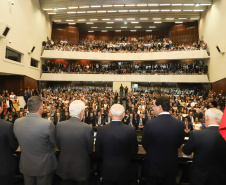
[0,88,224,134]
[44,37,207,52]
[43,61,208,75]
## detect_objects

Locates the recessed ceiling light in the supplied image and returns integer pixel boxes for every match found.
[148,4,159,6]
[91,27,98,28]
[67,12,76,14]
[88,31,94,32]
[43,8,53,11]
[106,22,114,24]
[183,10,193,11]
[119,10,128,12]
[91,5,101,8]
[171,4,182,6]
[127,18,135,20]
[149,10,159,12]
[107,10,117,13]
[101,30,108,32]
[130,30,137,32]
[140,18,148,20]
[171,10,181,11]
[195,3,200,7]
[154,22,162,24]
[87,11,96,13]
[160,4,171,6]
[78,19,85,21]
[102,5,113,7]
[66,20,74,21]
[48,13,57,14]
[179,18,187,20]
[175,22,183,24]
[106,27,112,28]
[129,10,139,12]
[146,30,152,32]
[140,10,150,12]
[190,18,199,20]
[115,18,123,21]
[161,10,170,11]
[90,19,98,21]
[102,19,110,20]
[135,26,142,28]
[97,11,106,13]
[68,23,76,25]
[53,8,57,11]
[125,4,136,7]
[68,7,78,9]
[124,22,127,24]
[137,4,148,7]
[200,4,212,6]
[77,11,86,13]
[153,18,161,20]
[79,6,89,8]
[183,4,194,6]
[166,18,174,20]
[131,22,139,24]
[86,22,94,24]
[53,20,61,22]
[57,8,67,10]
[194,10,204,11]
[115,30,121,32]
[114,5,124,7]
[149,26,156,28]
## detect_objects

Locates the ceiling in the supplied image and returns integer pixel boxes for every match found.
[39,0,213,31]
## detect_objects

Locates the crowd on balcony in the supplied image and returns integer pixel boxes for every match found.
[42,61,208,75]
[43,37,207,53]
[1,87,224,133]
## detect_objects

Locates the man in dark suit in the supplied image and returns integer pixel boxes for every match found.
[56,100,94,185]
[95,104,138,185]
[142,96,185,185]
[0,97,18,185]
[14,96,57,185]
[183,108,226,185]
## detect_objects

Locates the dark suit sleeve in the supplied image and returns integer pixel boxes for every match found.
[182,131,195,155]
[142,122,150,151]
[131,128,138,157]
[49,122,56,147]
[86,126,94,154]
[95,128,102,155]
[7,123,18,153]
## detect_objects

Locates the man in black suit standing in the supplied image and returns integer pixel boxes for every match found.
[56,100,94,185]
[95,104,138,185]
[142,96,185,185]
[183,108,226,185]
[0,97,18,185]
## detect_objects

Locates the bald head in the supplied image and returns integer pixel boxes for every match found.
[110,104,125,120]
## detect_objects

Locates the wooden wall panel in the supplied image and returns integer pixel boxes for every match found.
[170,23,199,44]
[52,23,79,45]
[24,76,38,91]
[212,78,226,96]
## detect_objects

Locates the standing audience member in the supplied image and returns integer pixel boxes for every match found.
[0,97,18,185]
[56,100,94,185]
[183,108,226,185]
[95,104,138,185]
[14,96,57,185]
[142,96,185,185]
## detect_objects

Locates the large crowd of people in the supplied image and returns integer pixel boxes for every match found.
[0,87,224,133]
[43,61,208,75]
[44,37,207,53]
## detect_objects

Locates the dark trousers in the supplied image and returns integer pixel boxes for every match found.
[23,172,53,185]
[145,176,176,185]
[0,173,14,185]
[61,179,88,185]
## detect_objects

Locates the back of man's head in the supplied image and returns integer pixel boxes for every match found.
[110,104,125,119]
[69,100,85,117]
[155,96,170,112]
[205,108,223,125]
[27,96,43,113]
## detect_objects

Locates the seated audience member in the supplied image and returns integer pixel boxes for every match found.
[184,116,192,135]
[6,114,15,124]
[46,113,54,123]
[95,104,138,185]
[192,117,202,130]
[87,113,95,127]
[54,112,62,125]
[14,96,57,185]
[183,108,226,185]
[56,100,94,185]
[0,96,18,185]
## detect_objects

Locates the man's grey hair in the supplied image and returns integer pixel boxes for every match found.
[69,100,85,117]
[205,108,223,124]
[27,96,43,113]
[110,104,125,116]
